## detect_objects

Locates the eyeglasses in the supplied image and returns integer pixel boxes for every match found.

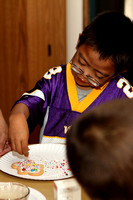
[71,63,101,87]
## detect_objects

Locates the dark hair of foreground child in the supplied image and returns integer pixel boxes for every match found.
[67,99,133,200]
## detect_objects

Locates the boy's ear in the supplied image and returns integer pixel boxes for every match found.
[76,33,82,49]
[113,69,127,78]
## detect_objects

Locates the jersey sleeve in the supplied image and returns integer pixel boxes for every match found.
[14,66,63,132]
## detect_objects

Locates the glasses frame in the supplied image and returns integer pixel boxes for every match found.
[71,63,102,87]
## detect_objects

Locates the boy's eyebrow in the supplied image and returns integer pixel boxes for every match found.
[79,52,110,77]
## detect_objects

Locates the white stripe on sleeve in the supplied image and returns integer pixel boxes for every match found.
[22,89,45,101]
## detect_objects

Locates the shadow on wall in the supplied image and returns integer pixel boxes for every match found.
[89,0,124,22]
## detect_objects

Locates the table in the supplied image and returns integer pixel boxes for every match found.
[0,170,90,200]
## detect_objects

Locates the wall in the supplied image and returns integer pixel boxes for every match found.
[66,0,83,63]
[124,0,133,20]
[0,0,66,123]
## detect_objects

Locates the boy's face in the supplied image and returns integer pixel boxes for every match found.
[71,44,116,90]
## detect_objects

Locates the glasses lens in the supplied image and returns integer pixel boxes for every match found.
[71,63,101,87]
[71,64,83,74]
[87,76,101,87]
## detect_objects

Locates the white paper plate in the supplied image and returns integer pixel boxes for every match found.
[28,187,46,200]
[0,144,72,180]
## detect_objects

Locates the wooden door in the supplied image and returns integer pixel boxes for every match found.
[26,0,66,89]
[0,0,66,123]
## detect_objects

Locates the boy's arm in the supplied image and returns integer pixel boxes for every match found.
[9,103,30,157]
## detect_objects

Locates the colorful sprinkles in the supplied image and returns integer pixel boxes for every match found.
[16,160,41,173]
[13,159,72,177]
[42,159,71,177]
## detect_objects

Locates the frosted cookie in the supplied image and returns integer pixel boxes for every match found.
[11,160,44,176]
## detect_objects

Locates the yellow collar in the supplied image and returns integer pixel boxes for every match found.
[66,63,109,112]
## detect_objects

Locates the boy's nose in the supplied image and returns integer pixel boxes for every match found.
[83,68,94,77]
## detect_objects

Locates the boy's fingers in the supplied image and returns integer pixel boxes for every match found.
[21,140,29,157]
[11,139,23,155]
[15,140,23,155]
[11,140,16,152]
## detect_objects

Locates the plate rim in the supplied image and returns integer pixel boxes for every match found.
[0,144,72,180]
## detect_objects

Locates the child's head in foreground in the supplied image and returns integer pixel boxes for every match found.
[67,98,133,200]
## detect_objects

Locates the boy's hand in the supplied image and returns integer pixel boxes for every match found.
[9,113,29,157]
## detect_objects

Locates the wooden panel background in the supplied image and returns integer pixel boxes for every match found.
[83,0,89,28]
[0,0,66,124]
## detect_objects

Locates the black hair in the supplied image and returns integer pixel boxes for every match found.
[67,98,133,200]
[78,11,133,74]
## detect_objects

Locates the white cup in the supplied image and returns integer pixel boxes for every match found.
[0,182,30,200]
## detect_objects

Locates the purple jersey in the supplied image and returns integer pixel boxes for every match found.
[16,63,133,143]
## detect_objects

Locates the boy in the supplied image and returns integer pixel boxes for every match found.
[66,98,133,200]
[9,11,133,156]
